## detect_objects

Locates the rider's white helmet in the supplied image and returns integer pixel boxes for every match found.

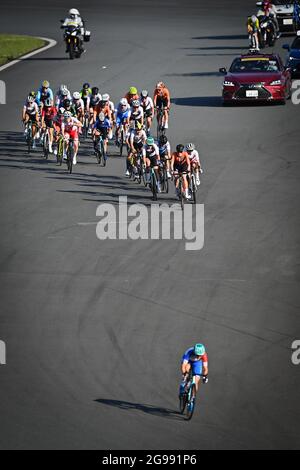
[64,111,72,119]
[120,98,128,106]
[251,15,258,23]
[102,93,110,101]
[73,91,81,100]
[69,8,80,16]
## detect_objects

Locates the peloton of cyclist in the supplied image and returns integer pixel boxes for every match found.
[92,112,111,157]
[185,143,202,186]
[140,90,154,136]
[22,95,40,149]
[142,136,161,192]
[153,81,171,130]
[180,343,208,400]
[36,80,54,108]
[115,98,131,146]
[158,135,172,179]
[61,111,82,165]
[127,121,147,177]
[41,98,57,153]
[124,86,139,106]
[72,92,85,122]
[171,144,191,200]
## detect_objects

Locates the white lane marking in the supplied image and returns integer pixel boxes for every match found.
[0,37,57,73]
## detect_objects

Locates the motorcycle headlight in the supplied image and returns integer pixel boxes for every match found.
[270,80,282,86]
[223,80,235,87]
[71,31,77,36]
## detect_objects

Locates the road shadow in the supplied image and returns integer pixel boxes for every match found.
[181,46,247,51]
[165,72,222,78]
[94,399,182,420]
[192,34,247,40]
[22,57,69,61]
[171,96,222,107]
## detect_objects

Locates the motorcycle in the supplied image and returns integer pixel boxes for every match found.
[258,15,276,48]
[60,21,84,60]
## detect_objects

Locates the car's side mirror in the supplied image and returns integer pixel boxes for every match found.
[282,44,290,51]
[219,67,227,74]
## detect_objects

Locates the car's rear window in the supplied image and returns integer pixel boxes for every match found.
[230,58,280,73]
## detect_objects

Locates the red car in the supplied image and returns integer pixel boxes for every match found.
[220,52,292,105]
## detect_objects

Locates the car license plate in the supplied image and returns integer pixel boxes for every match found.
[283,19,293,25]
[246,90,258,98]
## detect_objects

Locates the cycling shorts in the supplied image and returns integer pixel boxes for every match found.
[156,97,168,108]
[174,163,188,173]
[65,129,78,140]
[181,356,203,376]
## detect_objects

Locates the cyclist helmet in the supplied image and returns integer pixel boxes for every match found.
[64,99,71,107]
[44,98,52,107]
[59,107,65,115]
[132,100,140,107]
[156,81,165,89]
[82,82,90,90]
[146,137,154,146]
[73,92,81,100]
[186,143,195,152]
[141,90,148,98]
[98,112,105,121]
[176,144,184,153]
[120,98,128,106]
[64,111,72,119]
[129,86,138,95]
[27,95,35,103]
[60,84,67,93]
[102,93,109,102]
[251,15,258,23]
[62,89,69,97]
[29,91,36,98]
[159,135,168,146]
[136,121,143,130]
[42,80,49,88]
[194,343,206,356]
[69,8,80,16]
[92,87,99,95]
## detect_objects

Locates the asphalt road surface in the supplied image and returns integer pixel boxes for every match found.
[0,0,300,450]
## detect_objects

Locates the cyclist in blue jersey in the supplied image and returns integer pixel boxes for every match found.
[115,98,131,146]
[179,343,208,399]
[93,112,111,156]
[36,80,54,107]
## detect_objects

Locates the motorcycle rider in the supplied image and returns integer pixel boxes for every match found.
[247,14,261,50]
[61,8,85,54]
[257,1,280,39]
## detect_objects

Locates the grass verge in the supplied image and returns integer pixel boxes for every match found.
[0,34,46,66]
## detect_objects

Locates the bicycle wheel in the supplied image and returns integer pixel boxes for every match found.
[43,131,49,159]
[57,138,63,165]
[101,140,107,167]
[185,384,196,420]
[162,167,169,193]
[179,179,184,210]
[26,125,32,154]
[120,129,124,157]
[179,392,188,414]
[67,143,73,174]
[151,171,158,201]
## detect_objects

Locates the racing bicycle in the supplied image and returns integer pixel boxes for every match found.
[24,121,33,154]
[94,135,107,166]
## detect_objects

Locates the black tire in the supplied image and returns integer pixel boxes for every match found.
[185,384,196,421]
[119,129,124,157]
[179,393,187,414]
[67,143,73,174]
[101,140,106,167]
[151,171,158,201]
[69,42,75,60]
[190,175,197,204]
[179,179,184,210]
[43,132,49,160]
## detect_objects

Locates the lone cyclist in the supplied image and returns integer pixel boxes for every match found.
[179,343,208,399]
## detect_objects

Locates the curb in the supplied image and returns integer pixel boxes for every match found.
[0,36,57,73]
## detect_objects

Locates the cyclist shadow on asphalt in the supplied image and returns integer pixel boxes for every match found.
[94,399,183,420]
[171,97,222,107]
